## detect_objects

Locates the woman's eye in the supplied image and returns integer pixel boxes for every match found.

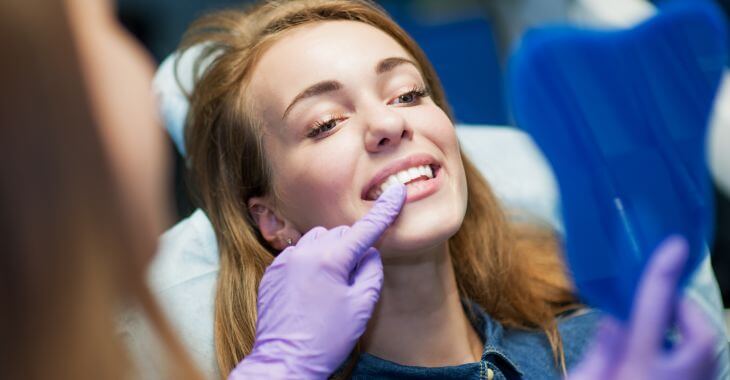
[390,86,430,105]
[398,92,415,103]
[307,117,341,139]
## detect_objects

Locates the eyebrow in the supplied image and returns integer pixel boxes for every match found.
[375,56,416,75]
[281,56,419,120]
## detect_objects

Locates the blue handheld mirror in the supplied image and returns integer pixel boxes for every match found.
[508,2,727,320]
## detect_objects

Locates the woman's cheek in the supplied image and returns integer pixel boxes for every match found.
[280,147,360,229]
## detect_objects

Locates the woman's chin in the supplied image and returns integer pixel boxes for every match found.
[377,217,461,259]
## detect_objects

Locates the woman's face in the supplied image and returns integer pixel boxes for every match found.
[248,21,467,256]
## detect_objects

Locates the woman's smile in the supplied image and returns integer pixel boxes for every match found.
[361,153,443,203]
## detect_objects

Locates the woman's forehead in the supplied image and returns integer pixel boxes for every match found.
[249,20,415,105]
[264,20,409,67]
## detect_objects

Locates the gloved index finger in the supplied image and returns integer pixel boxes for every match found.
[343,184,406,264]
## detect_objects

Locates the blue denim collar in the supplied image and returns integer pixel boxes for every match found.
[353,299,524,379]
[467,299,524,377]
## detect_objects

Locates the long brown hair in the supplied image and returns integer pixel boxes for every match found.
[0,1,201,379]
[180,0,579,376]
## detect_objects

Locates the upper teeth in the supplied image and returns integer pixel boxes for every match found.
[369,165,434,199]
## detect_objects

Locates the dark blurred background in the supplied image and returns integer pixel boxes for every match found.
[116,0,730,306]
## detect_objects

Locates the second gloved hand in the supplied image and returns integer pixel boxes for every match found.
[569,236,720,380]
[230,184,407,380]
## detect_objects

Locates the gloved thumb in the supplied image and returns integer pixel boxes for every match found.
[349,247,384,315]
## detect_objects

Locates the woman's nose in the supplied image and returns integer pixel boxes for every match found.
[363,105,413,153]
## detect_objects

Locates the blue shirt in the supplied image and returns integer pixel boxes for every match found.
[350,302,601,379]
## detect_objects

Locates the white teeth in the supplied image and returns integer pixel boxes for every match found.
[396,171,410,183]
[386,176,400,188]
[373,164,435,198]
[407,167,420,179]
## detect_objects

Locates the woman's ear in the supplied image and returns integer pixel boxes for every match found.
[247,197,301,251]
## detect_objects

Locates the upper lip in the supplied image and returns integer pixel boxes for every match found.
[361,153,440,200]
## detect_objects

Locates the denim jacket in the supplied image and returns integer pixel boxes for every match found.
[349,302,601,380]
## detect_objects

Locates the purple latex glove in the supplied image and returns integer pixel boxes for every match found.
[569,236,719,380]
[229,184,407,380]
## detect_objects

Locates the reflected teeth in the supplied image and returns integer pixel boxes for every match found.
[368,165,434,199]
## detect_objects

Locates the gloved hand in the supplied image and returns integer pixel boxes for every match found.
[569,236,719,380]
[229,184,407,380]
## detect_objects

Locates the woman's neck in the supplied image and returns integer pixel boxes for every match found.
[361,244,483,367]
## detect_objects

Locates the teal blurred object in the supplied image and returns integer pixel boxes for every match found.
[509,1,727,320]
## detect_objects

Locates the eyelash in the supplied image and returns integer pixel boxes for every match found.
[392,85,430,105]
[307,113,347,139]
[306,85,431,139]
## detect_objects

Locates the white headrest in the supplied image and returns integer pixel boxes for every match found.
[153,44,219,156]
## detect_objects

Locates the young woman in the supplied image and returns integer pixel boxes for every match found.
[177,1,725,378]
[0,0,717,378]
[179,1,591,377]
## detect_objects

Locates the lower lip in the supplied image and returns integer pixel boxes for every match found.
[404,167,443,203]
